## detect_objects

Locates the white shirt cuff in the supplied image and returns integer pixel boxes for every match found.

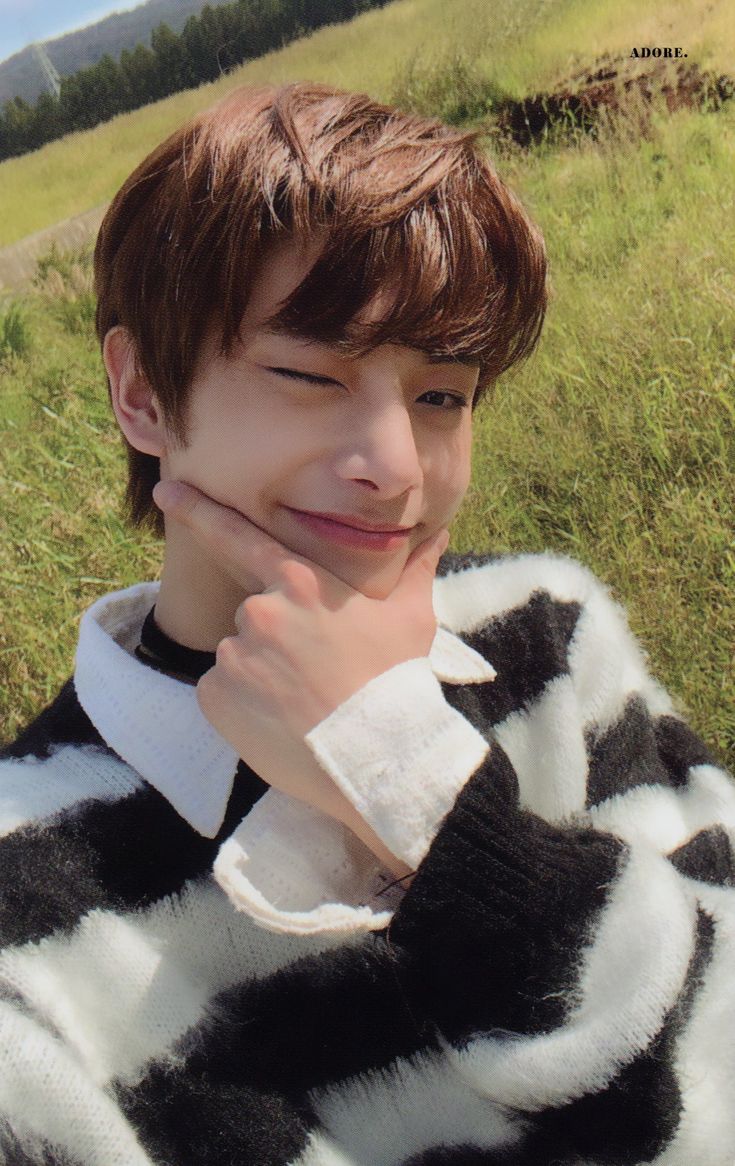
[305,657,491,869]
[213,789,405,935]
[214,657,490,934]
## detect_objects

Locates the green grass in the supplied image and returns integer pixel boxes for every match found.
[457,105,735,763]
[1,95,733,770]
[0,272,163,729]
[0,302,31,359]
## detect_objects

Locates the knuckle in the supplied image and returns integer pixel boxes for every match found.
[196,666,223,714]
[215,634,242,671]
[240,593,280,633]
[196,681,212,717]
[261,543,287,573]
[278,559,318,602]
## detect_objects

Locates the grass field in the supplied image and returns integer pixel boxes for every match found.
[0,0,733,769]
[0,0,733,247]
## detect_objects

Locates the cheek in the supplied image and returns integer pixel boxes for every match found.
[163,412,293,510]
[426,431,472,519]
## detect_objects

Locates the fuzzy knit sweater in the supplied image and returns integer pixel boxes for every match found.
[1,549,734,1166]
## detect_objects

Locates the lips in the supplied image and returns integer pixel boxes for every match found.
[295,509,414,534]
[285,507,416,551]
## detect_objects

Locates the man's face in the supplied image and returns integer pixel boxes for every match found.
[160,241,479,599]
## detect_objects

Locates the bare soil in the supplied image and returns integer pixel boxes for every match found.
[495,56,735,146]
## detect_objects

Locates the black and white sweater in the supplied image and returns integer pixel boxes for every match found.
[1,550,734,1165]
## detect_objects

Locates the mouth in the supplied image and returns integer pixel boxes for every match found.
[284,507,416,551]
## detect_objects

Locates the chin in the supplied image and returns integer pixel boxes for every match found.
[265,507,419,599]
[310,547,408,600]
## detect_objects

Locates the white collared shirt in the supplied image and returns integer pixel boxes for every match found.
[74,580,495,935]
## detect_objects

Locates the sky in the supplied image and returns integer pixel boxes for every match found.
[0,0,144,64]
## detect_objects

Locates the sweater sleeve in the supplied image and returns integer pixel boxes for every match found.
[300,558,735,1162]
[212,552,734,1161]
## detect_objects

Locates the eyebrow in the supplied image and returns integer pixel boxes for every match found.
[260,326,480,367]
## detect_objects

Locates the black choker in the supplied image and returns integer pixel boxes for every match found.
[135,607,217,685]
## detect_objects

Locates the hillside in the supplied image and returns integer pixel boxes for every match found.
[0,0,234,105]
[0,0,732,249]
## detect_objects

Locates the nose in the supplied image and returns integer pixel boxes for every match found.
[333,398,423,497]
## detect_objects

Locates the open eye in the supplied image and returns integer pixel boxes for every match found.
[419,390,469,411]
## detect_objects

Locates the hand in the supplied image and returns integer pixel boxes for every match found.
[153,481,448,868]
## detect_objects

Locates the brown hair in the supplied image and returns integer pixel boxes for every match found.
[94,81,547,535]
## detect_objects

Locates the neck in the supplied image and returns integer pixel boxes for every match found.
[153,521,250,651]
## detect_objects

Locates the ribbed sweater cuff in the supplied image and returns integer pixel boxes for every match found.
[392,744,624,952]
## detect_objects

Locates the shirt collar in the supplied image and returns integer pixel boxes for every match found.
[72,581,494,839]
[74,582,239,839]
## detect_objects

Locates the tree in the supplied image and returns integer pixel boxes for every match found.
[181,10,220,85]
[89,54,126,122]
[28,91,62,150]
[119,43,160,107]
[59,62,121,133]
[150,22,193,97]
[0,97,33,158]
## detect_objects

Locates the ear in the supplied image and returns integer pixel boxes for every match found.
[103,326,167,457]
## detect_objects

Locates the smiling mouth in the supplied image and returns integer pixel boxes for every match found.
[285,507,415,550]
[294,508,414,533]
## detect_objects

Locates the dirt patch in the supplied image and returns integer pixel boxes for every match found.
[496,57,735,146]
[0,204,107,295]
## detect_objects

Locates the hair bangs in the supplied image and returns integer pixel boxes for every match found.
[260,161,545,393]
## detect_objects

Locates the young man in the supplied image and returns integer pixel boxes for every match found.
[1,81,733,1165]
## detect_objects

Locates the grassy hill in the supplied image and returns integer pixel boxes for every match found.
[0,0,733,248]
[0,0,733,766]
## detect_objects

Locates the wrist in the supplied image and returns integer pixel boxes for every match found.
[331,789,414,880]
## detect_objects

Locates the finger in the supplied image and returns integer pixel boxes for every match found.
[153,480,314,591]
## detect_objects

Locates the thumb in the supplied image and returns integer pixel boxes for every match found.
[394,527,450,598]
